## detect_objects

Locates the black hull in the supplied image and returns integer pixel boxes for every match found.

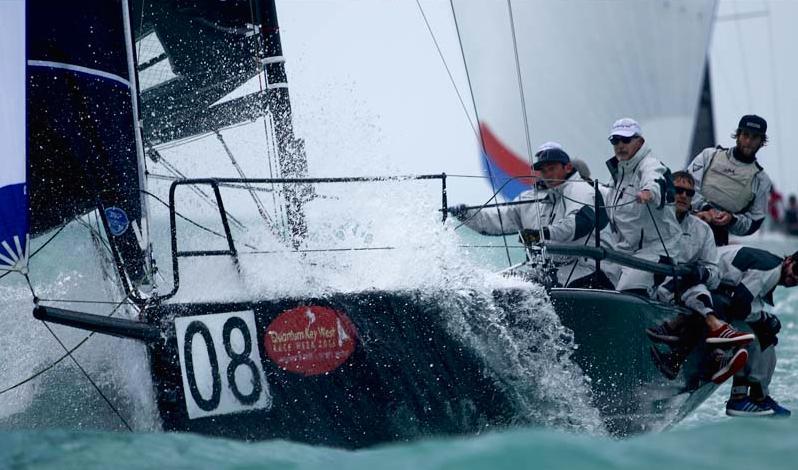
[550,289,717,435]
[146,288,718,447]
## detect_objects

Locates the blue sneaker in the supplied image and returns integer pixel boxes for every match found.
[726,396,775,417]
[761,396,791,418]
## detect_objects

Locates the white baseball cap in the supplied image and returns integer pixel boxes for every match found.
[535,141,563,157]
[609,118,642,138]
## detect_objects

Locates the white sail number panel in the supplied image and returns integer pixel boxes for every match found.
[175,311,272,419]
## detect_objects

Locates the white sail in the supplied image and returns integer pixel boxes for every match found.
[709,0,798,196]
[452,0,717,196]
[0,0,28,272]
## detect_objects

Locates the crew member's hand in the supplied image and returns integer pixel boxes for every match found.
[519,229,542,246]
[447,204,469,220]
[682,263,710,288]
[696,210,714,223]
[636,189,653,204]
[713,210,733,226]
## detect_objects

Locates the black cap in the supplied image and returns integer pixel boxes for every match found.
[533,148,570,170]
[738,115,767,135]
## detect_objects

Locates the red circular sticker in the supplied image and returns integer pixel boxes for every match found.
[264,305,358,376]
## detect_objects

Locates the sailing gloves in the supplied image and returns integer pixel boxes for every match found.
[681,263,710,289]
[520,229,543,246]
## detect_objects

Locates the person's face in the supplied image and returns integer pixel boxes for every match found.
[673,177,695,216]
[782,258,798,287]
[610,135,643,161]
[539,162,571,188]
[736,130,764,158]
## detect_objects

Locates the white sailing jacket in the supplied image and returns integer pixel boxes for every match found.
[717,245,782,321]
[604,145,682,257]
[462,171,604,243]
[461,171,607,283]
[688,147,772,236]
[677,213,720,289]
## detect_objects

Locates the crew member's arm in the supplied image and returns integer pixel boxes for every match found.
[460,191,546,235]
[728,173,772,236]
[637,158,667,207]
[544,184,606,241]
[459,204,523,235]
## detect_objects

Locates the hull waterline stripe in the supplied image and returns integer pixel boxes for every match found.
[27,60,130,88]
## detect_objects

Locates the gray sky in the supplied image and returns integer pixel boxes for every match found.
[276,0,798,202]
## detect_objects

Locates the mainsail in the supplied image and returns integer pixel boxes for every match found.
[0,0,29,272]
[451,0,717,199]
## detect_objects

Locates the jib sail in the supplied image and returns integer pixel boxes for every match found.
[0,0,28,272]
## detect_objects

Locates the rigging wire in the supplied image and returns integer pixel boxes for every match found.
[140,189,260,251]
[39,320,133,431]
[23,271,135,431]
[214,130,275,229]
[0,299,131,397]
[505,0,534,163]
[449,0,513,266]
[151,154,247,227]
[0,223,68,282]
[414,0,479,138]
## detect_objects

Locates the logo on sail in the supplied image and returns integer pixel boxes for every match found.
[104,207,130,236]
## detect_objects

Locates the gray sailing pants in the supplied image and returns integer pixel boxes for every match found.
[733,324,777,398]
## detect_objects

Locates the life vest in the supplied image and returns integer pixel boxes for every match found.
[700,148,762,213]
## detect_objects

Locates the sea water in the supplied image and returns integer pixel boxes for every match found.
[2,202,797,468]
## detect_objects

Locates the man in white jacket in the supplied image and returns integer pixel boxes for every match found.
[451,146,609,287]
[603,118,683,295]
[713,245,796,417]
[646,171,755,384]
[687,114,772,246]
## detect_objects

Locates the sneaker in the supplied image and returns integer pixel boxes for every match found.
[760,396,792,418]
[726,396,775,417]
[706,324,755,347]
[646,322,681,345]
[710,348,748,384]
[650,345,680,380]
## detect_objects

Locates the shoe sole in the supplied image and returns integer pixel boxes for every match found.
[726,407,775,417]
[646,330,680,345]
[706,333,755,347]
[711,349,747,384]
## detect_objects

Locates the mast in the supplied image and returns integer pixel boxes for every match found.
[255,0,308,248]
[122,0,153,286]
[689,61,717,160]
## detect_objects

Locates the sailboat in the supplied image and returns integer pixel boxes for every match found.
[2,0,728,446]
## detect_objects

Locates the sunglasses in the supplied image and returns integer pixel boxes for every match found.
[674,187,695,197]
[609,135,636,145]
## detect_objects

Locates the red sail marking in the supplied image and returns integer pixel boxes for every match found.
[479,123,539,184]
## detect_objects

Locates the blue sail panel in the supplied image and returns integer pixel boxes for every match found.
[0,0,28,272]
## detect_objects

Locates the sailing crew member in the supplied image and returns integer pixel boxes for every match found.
[603,118,682,295]
[449,145,609,287]
[687,114,773,246]
[712,245,797,417]
[646,171,754,384]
